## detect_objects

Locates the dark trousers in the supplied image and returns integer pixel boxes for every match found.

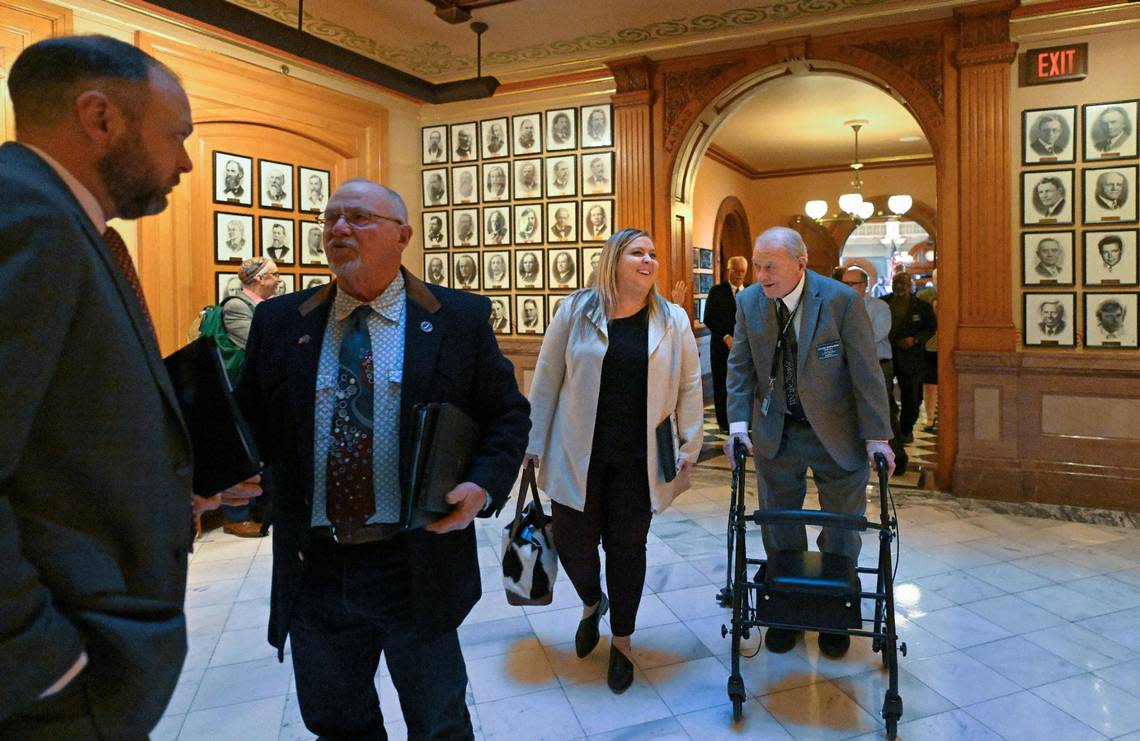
[710,344,729,432]
[756,418,869,562]
[0,671,118,741]
[895,368,924,436]
[880,360,908,470]
[289,537,472,741]
[551,456,653,637]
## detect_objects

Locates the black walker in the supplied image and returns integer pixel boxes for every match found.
[720,442,905,739]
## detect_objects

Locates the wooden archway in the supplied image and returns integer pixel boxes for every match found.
[711,196,752,283]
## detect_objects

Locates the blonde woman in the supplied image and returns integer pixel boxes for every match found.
[525,228,703,693]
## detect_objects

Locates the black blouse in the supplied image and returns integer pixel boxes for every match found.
[591,305,649,461]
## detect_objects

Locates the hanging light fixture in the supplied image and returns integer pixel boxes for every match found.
[804,121,913,224]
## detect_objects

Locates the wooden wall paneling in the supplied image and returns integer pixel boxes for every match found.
[608,56,656,276]
[134,32,388,352]
[0,0,74,143]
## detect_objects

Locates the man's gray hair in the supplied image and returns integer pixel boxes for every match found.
[755,226,808,260]
[727,255,748,270]
[339,177,409,224]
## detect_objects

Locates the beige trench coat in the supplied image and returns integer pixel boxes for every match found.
[526,290,704,513]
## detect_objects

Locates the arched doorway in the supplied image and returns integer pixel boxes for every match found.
[712,196,751,283]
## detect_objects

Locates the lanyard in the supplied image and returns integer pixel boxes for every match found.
[762,300,798,416]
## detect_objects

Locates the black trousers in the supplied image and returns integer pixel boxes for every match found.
[710,344,729,432]
[895,368,924,436]
[0,671,119,741]
[880,360,908,470]
[289,536,472,740]
[550,456,653,637]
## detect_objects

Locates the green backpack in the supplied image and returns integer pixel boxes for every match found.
[197,294,253,385]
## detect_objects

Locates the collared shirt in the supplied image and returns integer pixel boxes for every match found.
[241,286,266,306]
[864,294,893,360]
[22,143,106,233]
[311,274,406,526]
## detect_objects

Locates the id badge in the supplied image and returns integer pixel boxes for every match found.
[761,376,775,416]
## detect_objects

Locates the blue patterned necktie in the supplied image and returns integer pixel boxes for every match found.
[326,305,375,536]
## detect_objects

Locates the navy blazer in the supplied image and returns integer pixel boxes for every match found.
[0,142,193,734]
[237,270,530,652]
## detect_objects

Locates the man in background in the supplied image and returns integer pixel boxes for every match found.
[703,255,747,432]
[1034,237,1065,278]
[882,272,936,444]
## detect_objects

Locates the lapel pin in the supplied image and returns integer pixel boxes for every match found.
[420,321,434,333]
[298,335,311,345]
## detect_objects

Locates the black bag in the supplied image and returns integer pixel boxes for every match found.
[501,462,558,606]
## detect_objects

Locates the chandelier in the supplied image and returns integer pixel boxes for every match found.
[804,120,912,224]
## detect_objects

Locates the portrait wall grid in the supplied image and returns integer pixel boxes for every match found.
[419,103,616,336]
[1018,99,1140,349]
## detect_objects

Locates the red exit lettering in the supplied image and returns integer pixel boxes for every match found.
[1036,49,1076,78]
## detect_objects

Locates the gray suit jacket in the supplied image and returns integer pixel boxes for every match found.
[0,143,193,735]
[726,270,891,471]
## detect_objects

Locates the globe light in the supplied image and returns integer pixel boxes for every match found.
[804,200,828,220]
[838,192,863,215]
[857,201,875,220]
[888,194,913,215]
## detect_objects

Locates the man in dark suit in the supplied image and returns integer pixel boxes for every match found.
[725,228,892,659]
[882,272,937,443]
[702,255,748,432]
[0,35,230,738]
[237,179,530,739]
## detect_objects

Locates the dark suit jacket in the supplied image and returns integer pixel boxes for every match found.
[703,282,738,362]
[727,270,891,471]
[237,270,529,653]
[0,143,193,734]
[881,292,937,375]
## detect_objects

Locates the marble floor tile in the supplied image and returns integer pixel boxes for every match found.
[476,687,585,741]
[178,695,286,741]
[152,713,185,741]
[891,581,956,617]
[644,656,729,715]
[191,656,293,711]
[960,593,1066,634]
[918,542,1002,570]
[613,593,680,631]
[164,668,205,717]
[465,645,560,704]
[543,639,611,687]
[529,606,604,647]
[909,571,1006,605]
[186,603,234,636]
[907,605,1011,648]
[1031,673,1140,737]
[1009,553,1098,583]
[588,715,690,740]
[1078,607,1140,653]
[643,562,715,594]
[759,679,881,741]
[225,597,271,632]
[562,676,672,736]
[186,557,253,585]
[963,636,1084,688]
[1023,621,1138,671]
[1053,545,1137,575]
[466,590,528,625]
[184,578,244,609]
[459,615,543,661]
[847,708,1006,741]
[831,666,955,726]
[962,690,1105,741]
[628,622,712,670]
[889,614,957,659]
[1016,582,1120,621]
[1093,658,1140,698]
[674,698,795,740]
[656,584,729,622]
[209,626,279,667]
[963,561,1054,593]
[1062,574,1140,612]
[903,652,1020,707]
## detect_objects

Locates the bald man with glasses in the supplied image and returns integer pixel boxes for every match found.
[237,179,530,739]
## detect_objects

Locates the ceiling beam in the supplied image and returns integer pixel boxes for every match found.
[706,145,934,180]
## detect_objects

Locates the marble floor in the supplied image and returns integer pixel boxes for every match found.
[159,457,1140,741]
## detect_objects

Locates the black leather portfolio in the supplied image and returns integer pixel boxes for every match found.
[164,336,261,496]
[404,402,480,527]
[656,416,677,483]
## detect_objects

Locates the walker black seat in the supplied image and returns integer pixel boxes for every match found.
[765,549,859,596]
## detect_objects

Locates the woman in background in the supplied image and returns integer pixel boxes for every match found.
[526,228,703,694]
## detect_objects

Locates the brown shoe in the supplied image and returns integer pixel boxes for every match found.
[223,520,267,538]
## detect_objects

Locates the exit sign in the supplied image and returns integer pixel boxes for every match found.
[1020,44,1088,86]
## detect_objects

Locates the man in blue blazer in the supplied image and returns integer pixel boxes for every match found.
[237,179,529,739]
[725,227,893,659]
[0,35,211,738]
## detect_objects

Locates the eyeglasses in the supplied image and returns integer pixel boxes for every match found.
[316,209,404,229]
[841,279,867,287]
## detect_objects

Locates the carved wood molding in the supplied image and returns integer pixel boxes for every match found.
[661,61,739,153]
[848,34,945,111]
[954,0,1018,68]
[607,56,653,95]
[955,42,1018,68]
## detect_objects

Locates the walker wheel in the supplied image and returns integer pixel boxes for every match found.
[732,693,743,723]
[886,715,898,739]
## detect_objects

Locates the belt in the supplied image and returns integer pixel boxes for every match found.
[310,524,395,545]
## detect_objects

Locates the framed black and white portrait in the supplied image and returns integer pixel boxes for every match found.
[216,271,241,304]
[299,220,327,266]
[258,159,294,210]
[214,211,254,263]
[582,151,614,195]
[213,151,253,206]
[698,273,714,295]
[513,158,543,200]
[545,155,577,198]
[260,217,295,265]
[1084,229,1139,286]
[516,294,545,335]
[273,274,295,297]
[452,208,479,248]
[452,252,480,291]
[548,294,568,323]
[547,201,578,243]
[422,168,449,208]
[422,124,449,165]
[580,103,612,148]
[582,199,614,242]
[451,121,478,163]
[482,162,510,202]
[699,248,714,270]
[483,206,511,247]
[483,250,511,290]
[1083,165,1138,224]
[422,211,449,249]
[300,273,331,291]
[545,108,576,152]
[1084,292,1138,348]
[1022,107,1075,165]
[298,167,330,213]
[514,205,542,245]
[1023,292,1076,347]
[549,248,579,290]
[1021,231,1073,286]
[488,296,512,335]
[1083,100,1138,161]
[423,253,449,287]
[480,117,509,160]
[515,249,544,290]
[1021,170,1073,226]
[581,246,603,287]
[512,113,542,156]
[452,164,479,205]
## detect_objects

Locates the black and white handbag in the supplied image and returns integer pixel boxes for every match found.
[501,462,558,606]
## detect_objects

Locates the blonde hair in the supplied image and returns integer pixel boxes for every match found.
[593,227,660,319]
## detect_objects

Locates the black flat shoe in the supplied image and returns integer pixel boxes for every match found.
[607,644,634,694]
[575,594,608,658]
[763,628,800,654]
